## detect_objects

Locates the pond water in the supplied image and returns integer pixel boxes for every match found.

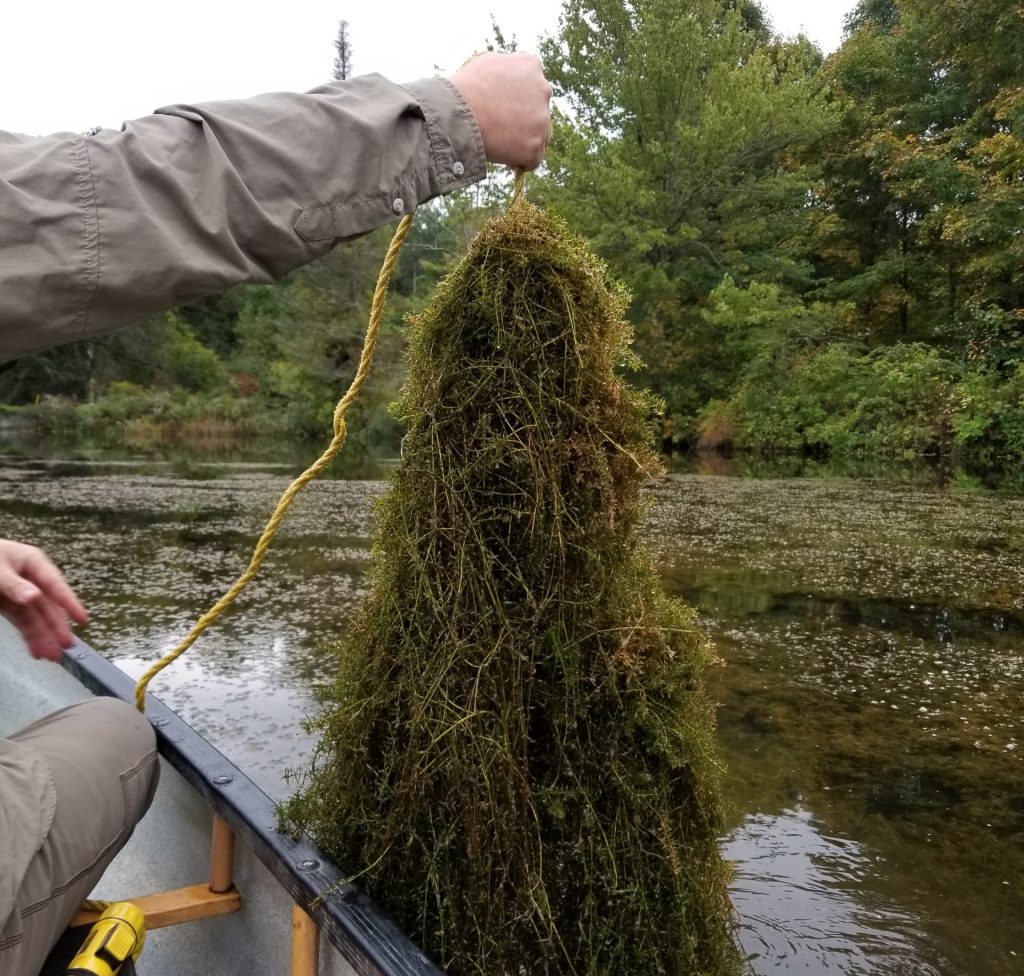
[1,443,1020,974]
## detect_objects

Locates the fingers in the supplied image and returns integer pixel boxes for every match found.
[0,540,88,661]
[22,549,89,625]
[0,552,42,606]
[0,599,66,661]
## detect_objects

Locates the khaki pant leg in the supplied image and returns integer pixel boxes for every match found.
[0,698,159,976]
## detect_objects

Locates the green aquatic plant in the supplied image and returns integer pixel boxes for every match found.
[284,200,740,975]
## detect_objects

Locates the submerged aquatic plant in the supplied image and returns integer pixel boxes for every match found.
[284,200,740,975]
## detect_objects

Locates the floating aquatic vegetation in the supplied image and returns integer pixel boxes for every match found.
[283,200,740,975]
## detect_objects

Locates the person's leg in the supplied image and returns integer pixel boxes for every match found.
[0,698,158,976]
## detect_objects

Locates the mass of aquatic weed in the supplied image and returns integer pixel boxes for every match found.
[283,201,740,975]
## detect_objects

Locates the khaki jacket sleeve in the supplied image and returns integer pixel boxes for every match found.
[0,74,485,363]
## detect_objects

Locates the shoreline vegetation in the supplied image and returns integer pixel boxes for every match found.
[7,368,1023,469]
[8,400,1024,502]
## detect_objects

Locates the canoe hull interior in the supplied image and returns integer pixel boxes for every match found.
[0,620,432,976]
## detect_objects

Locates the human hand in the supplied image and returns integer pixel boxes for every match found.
[448,52,552,170]
[0,540,89,661]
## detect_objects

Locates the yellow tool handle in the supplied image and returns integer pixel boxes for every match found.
[65,901,145,976]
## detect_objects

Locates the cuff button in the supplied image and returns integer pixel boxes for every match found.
[453,161,465,177]
[391,197,405,216]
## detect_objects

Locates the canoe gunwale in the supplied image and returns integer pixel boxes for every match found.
[60,637,444,976]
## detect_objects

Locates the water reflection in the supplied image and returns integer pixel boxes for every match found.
[724,808,941,974]
[671,450,1024,495]
[650,475,1023,976]
[1,449,1021,974]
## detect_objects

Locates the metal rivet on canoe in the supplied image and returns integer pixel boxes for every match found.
[297,859,319,871]
[212,774,234,786]
[151,717,169,728]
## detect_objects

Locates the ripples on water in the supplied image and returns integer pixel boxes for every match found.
[1,450,1021,975]
[725,808,938,975]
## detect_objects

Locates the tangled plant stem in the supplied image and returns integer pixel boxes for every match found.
[284,200,740,976]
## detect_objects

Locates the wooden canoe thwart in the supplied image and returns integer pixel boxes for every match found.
[71,884,241,931]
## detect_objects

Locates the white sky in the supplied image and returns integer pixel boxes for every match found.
[3,1,857,136]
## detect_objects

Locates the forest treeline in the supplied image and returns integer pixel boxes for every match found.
[5,0,1022,460]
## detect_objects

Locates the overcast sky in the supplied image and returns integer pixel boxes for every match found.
[4,1,857,136]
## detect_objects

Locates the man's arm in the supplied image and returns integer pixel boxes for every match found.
[0,52,550,658]
[0,53,550,364]
[0,73,485,362]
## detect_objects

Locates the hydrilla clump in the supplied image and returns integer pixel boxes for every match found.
[284,200,740,975]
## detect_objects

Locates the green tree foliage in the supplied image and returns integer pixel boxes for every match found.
[697,278,853,448]
[698,0,1022,458]
[809,7,964,340]
[903,0,1024,371]
[7,0,1022,463]
[231,228,405,438]
[538,0,830,438]
[0,342,94,404]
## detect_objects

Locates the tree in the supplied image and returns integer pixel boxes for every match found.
[810,0,1022,367]
[807,3,973,342]
[697,0,1024,458]
[539,0,830,442]
[332,19,353,81]
[901,0,1024,371]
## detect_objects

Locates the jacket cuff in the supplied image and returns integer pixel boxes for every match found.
[400,76,486,198]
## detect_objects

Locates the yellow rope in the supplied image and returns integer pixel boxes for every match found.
[134,170,527,712]
[133,213,413,712]
[511,168,525,204]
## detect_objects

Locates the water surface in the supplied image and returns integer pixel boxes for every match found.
[2,447,1020,974]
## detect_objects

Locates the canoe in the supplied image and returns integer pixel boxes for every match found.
[0,620,444,976]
